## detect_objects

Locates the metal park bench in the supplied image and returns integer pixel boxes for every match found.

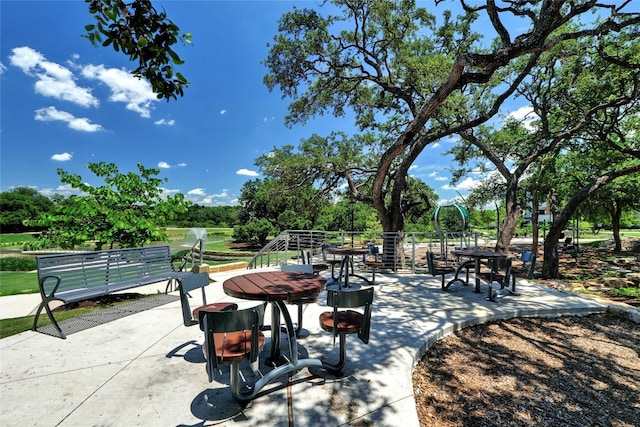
[34,245,192,338]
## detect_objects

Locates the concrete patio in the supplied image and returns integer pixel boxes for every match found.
[0,267,609,426]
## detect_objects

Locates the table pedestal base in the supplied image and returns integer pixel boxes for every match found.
[232,300,333,403]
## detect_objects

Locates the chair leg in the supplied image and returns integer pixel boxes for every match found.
[229,363,252,404]
[324,333,348,374]
[295,303,309,338]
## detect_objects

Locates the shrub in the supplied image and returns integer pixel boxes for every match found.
[0,257,37,271]
[171,249,190,262]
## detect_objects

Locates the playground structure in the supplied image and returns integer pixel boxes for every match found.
[432,204,474,260]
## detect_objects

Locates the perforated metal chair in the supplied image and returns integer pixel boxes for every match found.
[304,250,328,275]
[280,264,318,337]
[177,272,237,327]
[509,251,535,294]
[199,303,266,402]
[322,244,342,281]
[363,246,384,284]
[319,287,374,373]
[477,258,514,302]
[426,251,456,290]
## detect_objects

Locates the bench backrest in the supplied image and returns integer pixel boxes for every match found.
[37,245,174,296]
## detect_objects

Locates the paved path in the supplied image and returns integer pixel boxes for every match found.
[0,269,609,426]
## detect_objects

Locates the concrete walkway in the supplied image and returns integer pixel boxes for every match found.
[0,269,610,426]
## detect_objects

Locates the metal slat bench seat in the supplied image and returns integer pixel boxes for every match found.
[34,245,191,338]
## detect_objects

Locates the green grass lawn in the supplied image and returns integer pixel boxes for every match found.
[0,271,38,296]
[0,232,37,250]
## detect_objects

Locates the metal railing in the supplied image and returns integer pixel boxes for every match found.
[247,230,480,273]
[179,238,205,272]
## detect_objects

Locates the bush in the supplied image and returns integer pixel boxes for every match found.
[171,249,190,262]
[0,257,37,271]
[233,219,277,247]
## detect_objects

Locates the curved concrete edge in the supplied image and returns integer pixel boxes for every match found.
[606,304,640,323]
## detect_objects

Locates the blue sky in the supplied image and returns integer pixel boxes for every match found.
[1,0,533,206]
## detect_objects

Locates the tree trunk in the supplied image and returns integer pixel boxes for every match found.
[542,212,568,279]
[541,163,640,278]
[495,182,519,254]
[378,198,405,270]
[611,200,623,252]
[531,189,540,256]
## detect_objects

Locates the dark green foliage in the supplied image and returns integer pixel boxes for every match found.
[171,205,241,228]
[0,187,53,233]
[232,219,276,247]
[28,162,189,250]
[84,0,190,100]
[0,257,37,272]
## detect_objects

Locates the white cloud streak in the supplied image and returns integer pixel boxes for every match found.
[35,106,103,132]
[236,168,259,177]
[154,118,175,126]
[9,46,99,107]
[187,188,207,196]
[81,64,157,118]
[51,152,72,161]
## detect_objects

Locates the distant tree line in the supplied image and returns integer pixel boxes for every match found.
[0,187,242,234]
[171,204,242,228]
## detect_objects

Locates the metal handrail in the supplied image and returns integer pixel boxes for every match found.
[247,230,479,273]
[179,238,205,271]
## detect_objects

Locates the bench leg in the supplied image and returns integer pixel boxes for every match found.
[33,300,66,339]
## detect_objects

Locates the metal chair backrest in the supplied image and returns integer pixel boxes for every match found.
[281,264,314,274]
[520,252,536,279]
[326,287,374,344]
[322,244,337,262]
[521,252,534,263]
[178,272,209,326]
[426,251,437,275]
[488,257,512,283]
[199,304,266,380]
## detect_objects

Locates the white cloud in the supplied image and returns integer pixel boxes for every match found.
[220,109,227,115]
[187,188,207,196]
[154,118,175,126]
[159,187,180,198]
[428,171,448,182]
[51,152,72,161]
[9,46,99,107]
[39,183,80,197]
[442,177,480,191]
[81,64,156,118]
[236,168,259,177]
[211,190,228,198]
[35,106,103,132]
[508,105,538,131]
[0,62,7,75]
[176,162,187,167]
[157,161,171,169]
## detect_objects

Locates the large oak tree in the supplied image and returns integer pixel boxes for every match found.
[263,0,639,261]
